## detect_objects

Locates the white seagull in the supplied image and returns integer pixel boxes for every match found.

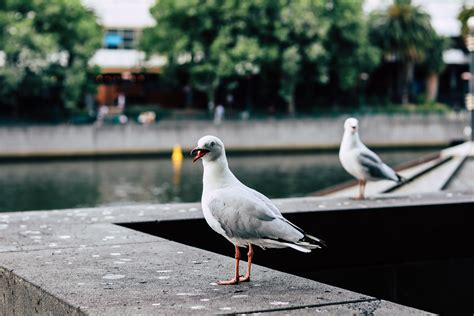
[191,135,324,285]
[339,118,403,200]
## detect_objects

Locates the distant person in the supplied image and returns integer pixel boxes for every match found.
[85,93,95,118]
[118,114,128,124]
[96,105,109,125]
[117,93,126,110]
[226,92,234,109]
[214,104,225,125]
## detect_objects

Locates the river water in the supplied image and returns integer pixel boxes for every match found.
[0,149,438,212]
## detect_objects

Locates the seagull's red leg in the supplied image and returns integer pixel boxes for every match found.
[356,179,366,200]
[218,244,241,285]
[362,179,367,199]
[355,180,362,200]
[239,243,253,282]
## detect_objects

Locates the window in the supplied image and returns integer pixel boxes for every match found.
[104,29,139,49]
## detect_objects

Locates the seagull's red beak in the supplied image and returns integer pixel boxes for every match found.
[191,148,210,162]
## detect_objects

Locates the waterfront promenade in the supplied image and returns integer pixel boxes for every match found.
[0,113,469,158]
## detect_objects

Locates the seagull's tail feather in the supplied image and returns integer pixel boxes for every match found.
[264,235,325,253]
[285,238,323,253]
[280,217,327,247]
[304,234,327,248]
[277,217,327,251]
[282,242,313,253]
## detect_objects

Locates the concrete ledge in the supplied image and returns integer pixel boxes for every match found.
[2,192,470,314]
[0,268,84,316]
[0,240,383,315]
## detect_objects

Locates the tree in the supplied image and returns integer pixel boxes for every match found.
[369,0,438,104]
[323,0,381,102]
[279,46,301,114]
[272,0,329,114]
[458,6,474,43]
[423,35,448,102]
[0,0,102,120]
[141,0,330,115]
[141,0,263,111]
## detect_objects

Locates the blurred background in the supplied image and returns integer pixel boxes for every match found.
[0,0,473,211]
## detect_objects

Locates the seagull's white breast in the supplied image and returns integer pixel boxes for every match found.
[201,192,228,238]
[339,148,366,180]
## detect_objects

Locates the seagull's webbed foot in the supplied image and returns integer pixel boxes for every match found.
[218,276,242,285]
[239,243,253,283]
[218,244,242,285]
[239,274,250,282]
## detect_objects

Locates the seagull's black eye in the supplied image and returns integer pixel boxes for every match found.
[210,141,215,147]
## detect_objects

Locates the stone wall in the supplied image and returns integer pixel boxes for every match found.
[0,113,469,157]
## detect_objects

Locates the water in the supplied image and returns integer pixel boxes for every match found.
[0,149,437,212]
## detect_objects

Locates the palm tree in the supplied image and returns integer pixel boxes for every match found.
[370,0,437,104]
[458,6,474,42]
[424,35,447,102]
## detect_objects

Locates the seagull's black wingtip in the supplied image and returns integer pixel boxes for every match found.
[304,234,327,248]
[317,238,327,248]
[396,173,406,183]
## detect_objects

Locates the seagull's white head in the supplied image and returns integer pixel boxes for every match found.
[344,117,359,134]
[191,135,225,163]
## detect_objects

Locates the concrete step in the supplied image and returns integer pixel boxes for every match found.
[393,155,466,194]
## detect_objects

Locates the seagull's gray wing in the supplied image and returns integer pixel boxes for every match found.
[246,187,283,217]
[358,148,399,181]
[207,187,303,242]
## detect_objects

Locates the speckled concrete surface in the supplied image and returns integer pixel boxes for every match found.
[447,158,474,191]
[2,192,466,314]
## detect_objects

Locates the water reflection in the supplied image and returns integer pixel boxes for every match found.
[0,150,436,212]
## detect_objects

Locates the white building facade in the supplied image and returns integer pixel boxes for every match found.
[82,0,166,106]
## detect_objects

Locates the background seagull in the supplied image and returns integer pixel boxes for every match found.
[191,135,324,285]
[339,117,403,200]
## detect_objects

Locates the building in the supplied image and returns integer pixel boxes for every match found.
[82,0,169,107]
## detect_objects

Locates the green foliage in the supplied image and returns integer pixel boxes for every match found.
[141,0,443,112]
[273,0,329,113]
[306,101,451,117]
[369,0,435,63]
[0,0,102,118]
[458,6,474,42]
[423,35,449,74]
[141,0,333,113]
[324,0,381,91]
[369,0,441,104]
[280,46,302,105]
[141,0,260,104]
